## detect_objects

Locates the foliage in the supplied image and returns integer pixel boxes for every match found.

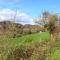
[0,21,43,38]
[47,15,57,34]
[34,11,58,34]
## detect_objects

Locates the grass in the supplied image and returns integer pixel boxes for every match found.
[0,32,50,60]
[0,32,50,47]
[1,31,60,60]
[50,40,60,60]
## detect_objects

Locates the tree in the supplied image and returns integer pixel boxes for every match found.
[34,11,58,33]
[47,15,57,34]
[34,11,58,43]
[42,11,50,25]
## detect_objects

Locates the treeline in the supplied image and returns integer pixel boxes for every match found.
[0,21,43,37]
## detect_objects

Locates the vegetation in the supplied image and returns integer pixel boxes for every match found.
[0,32,50,60]
[0,12,60,60]
[0,21,43,38]
[33,11,60,60]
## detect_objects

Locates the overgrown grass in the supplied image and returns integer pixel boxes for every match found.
[0,32,50,60]
[50,40,60,60]
[1,32,60,60]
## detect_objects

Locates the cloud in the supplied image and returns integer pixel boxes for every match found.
[0,8,34,25]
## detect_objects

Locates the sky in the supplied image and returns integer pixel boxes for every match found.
[0,0,60,24]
